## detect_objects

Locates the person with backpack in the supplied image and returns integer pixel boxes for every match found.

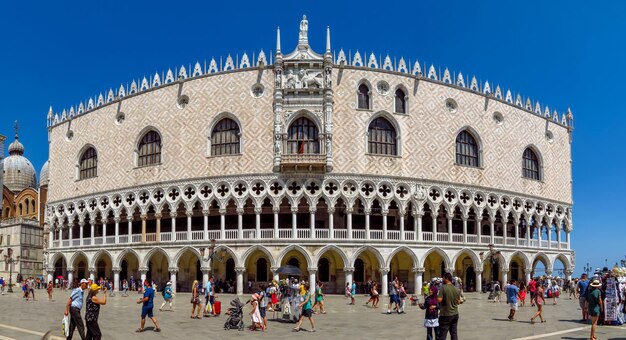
[493,281,501,303]
[159,281,173,311]
[419,285,440,340]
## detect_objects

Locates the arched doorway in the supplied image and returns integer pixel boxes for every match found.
[279,248,310,280]
[423,250,446,282]
[146,251,169,289]
[316,247,347,294]
[454,252,478,292]
[72,253,89,280]
[118,251,139,288]
[177,249,201,292]
[354,259,365,283]
[353,248,382,293]
[93,252,113,281]
[242,247,273,288]
[389,249,416,293]
[256,258,268,282]
[54,256,67,280]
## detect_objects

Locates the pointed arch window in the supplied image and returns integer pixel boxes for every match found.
[137,131,162,167]
[394,88,407,114]
[357,83,371,109]
[368,117,397,156]
[211,118,241,156]
[523,148,541,180]
[286,117,319,154]
[79,147,98,179]
[455,130,479,167]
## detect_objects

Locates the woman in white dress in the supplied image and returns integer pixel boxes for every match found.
[249,293,264,331]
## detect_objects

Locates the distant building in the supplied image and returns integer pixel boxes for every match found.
[0,128,47,284]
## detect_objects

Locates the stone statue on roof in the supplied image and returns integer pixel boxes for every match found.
[299,15,308,41]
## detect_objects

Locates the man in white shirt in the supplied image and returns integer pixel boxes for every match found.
[64,279,89,340]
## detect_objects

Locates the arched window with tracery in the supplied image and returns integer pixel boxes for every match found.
[137,131,162,167]
[211,118,240,156]
[522,148,541,180]
[357,83,370,109]
[394,88,407,114]
[79,147,98,179]
[455,130,480,167]
[286,117,319,154]
[367,117,397,156]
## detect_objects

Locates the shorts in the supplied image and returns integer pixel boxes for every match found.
[141,306,154,319]
[209,296,215,305]
[259,306,266,318]
[302,308,313,317]
[509,302,518,311]
[579,296,587,309]
[389,294,400,304]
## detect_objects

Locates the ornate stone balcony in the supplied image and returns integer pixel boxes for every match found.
[280,153,327,172]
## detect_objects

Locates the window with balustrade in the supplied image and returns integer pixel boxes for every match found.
[211,118,241,156]
[357,83,371,109]
[79,147,98,179]
[394,88,407,114]
[455,130,480,167]
[367,117,397,156]
[522,147,541,180]
[286,117,320,154]
[137,130,162,167]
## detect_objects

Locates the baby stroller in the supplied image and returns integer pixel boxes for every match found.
[224,298,245,331]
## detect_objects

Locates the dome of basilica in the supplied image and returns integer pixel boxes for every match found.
[2,134,37,192]
[39,160,49,187]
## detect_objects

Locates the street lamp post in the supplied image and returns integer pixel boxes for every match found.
[3,248,20,293]
[201,239,224,280]
[583,262,592,277]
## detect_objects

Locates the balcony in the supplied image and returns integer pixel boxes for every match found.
[280,153,327,172]
[49,227,570,251]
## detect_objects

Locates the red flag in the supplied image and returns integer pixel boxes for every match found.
[298,130,305,154]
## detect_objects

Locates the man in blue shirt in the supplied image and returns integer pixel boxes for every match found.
[64,278,88,340]
[136,280,161,332]
[204,277,215,317]
[506,279,520,321]
[577,274,590,322]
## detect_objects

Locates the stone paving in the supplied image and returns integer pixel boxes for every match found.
[1,290,625,340]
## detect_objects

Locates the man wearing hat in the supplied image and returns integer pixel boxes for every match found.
[585,279,603,340]
[64,278,89,340]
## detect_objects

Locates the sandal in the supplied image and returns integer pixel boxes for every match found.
[135,328,144,332]
[155,328,161,332]
[292,327,300,332]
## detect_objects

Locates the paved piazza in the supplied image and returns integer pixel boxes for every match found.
[1,292,625,340]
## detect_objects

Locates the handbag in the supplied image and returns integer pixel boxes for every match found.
[62,315,70,337]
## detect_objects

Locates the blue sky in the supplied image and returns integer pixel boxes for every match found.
[1,1,624,275]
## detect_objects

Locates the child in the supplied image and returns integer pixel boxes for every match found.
[519,282,527,307]
[419,286,440,340]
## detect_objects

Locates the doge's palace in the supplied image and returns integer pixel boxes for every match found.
[43,16,574,294]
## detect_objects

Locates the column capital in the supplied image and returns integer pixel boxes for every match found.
[186,211,194,218]
[200,267,211,272]
[236,208,244,215]
[140,214,147,221]
[168,267,179,273]
[112,268,121,273]
[155,213,162,219]
[413,267,425,274]
[445,268,454,274]
[66,269,75,274]
[309,207,317,214]
[219,209,227,216]
[170,212,178,218]
[524,268,533,275]
[363,208,371,215]
[202,209,209,216]
[272,207,281,214]
[327,207,335,214]
[380,267,390,275]
[411,210,423,217]
[381,210,388,216]
[78,221,85,227]
[270,266,280,273]
[114,217,121,223]
[254,207,262,215]
[46,267,55,273]
[307,267,318,274]
[290,207,299,214]
[345,207,354,214]
[139,267,149,273]
[235,266,246,274]
[88,267,96,273]
[343,267,355,274]
[564,269,574,276]
[500,268,509,274]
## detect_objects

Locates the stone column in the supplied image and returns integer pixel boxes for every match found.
[68,224,73,246]
[235,267,245,295]
[365,209,371,240]
[255,207,261,239]
[432,213,438,241]
[114,217,120,244]
[556,226,561,249]
[202,267,210,289]
[415,212,423,241]
[344,267,354,290]
[273,207,280,239]
[113,268,121,292]
[565,230,570,249]
[489,217,495,244]
[382,211,388,240]
[141,214,147,243]
[462,215,468,243]
[291,207,298,239]
[381,268,389,296]
[271,267,280,282]
[547,226,552,249]
[414,267,425,295]
[155,213,161,242]
[503,221,508,246]
[328,207,335,239]
[58,226,62,246]
[47,272,53,286]
[564,269,573,282]
[67,270,74,287]
[310,208,316,239]
[448,214,453,242]
[399,211,405,241]
[475,269,483,293]
[171,212,177,241]
[537,225,543,247]
[514,219,520,245]
[127,219,132,243]
[237,208,244,239]
[103,222,107,244]
[139,268,148,286]
[477,219,482,240]
[187,211,193,240]
[545,269,553,278]
[89,268,96,281]
[526,223,531,246]
[524,268,532,284]
[347,208,353,239]
[220,209,226,239]
[501,268,508,285]
[49,228,54,247]
[308,268,317,294]
[169,268,178,293]
[203,210,209,240]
